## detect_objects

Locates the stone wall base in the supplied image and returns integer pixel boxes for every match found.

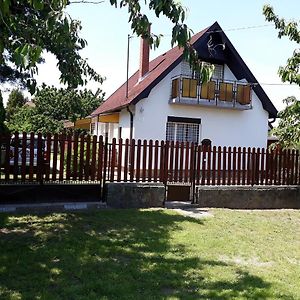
[196,186,300,209]
[105,182,165,208]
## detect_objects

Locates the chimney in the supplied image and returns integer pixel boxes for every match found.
[139,26,150,79]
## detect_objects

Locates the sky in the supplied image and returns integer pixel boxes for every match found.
[2,0,300,113]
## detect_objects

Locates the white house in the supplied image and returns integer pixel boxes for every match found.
[90,22,277,148]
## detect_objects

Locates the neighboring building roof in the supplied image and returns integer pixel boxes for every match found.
[92,22,278,118]
[24,101,35,108]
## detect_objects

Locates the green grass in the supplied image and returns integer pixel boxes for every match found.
[0,209,299,300]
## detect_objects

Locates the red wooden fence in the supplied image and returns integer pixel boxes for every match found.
[1,132,300,187]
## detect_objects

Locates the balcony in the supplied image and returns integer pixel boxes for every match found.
[169,76,253,110]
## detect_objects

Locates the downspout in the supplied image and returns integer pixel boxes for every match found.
[127,106,134,141]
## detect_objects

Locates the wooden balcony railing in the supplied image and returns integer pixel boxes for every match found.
[170,76,252,109]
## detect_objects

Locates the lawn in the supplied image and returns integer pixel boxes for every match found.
[0,208,299,300]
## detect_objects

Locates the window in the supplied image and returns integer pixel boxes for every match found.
[212,64,224,80]
[166,117,201,144]
[182,78,197,98]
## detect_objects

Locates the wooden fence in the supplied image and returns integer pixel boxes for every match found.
[1,132,300,186]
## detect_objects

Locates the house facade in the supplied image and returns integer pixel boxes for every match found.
[90,22,277,148]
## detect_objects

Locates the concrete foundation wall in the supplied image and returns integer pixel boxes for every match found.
[196,186,300,209]
[106,182,165,208]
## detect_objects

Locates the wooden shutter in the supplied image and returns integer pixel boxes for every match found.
[237,84,251,104]
[182,78,190,97]
[219,83,233,102]
[171,78,179,98]
[190,79,197,98]
[200,81,215,100]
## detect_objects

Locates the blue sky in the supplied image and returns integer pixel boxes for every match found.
[4,0,300,112]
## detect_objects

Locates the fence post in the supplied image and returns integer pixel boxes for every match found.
[101,135,109,202]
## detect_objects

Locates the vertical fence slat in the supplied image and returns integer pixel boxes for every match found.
[201,146,207,185]
[78,135,85,181]
[206,146,211,186]
[260,148,265,185]
[110,138,116,182]
[179,142,184,182]
[84,135,91,181]
[273,149,278,185]
[90,135,97,181]
[242,147,246,185]
[217,146,221,185]
[59,134,66,181]
[237,147,241,185]
[13,132,19,181]
[227,146,232,185]
[29,132,35,182]
[294,150,299,185]
[97,135,104,182]
[184,142,189,183]
[159,140,165,183]
[251,147,256,186]
[232,147,236,185]
[21,132,27,182]
[129,139,135,182]
[290,149,295,185]
[222,146,227,185]
[36,132,43,183]
[124,139,129,182]
[255,148,260,185]
[164,140,169,183]
[282,149,287,185]
[142,139,147,182]
[277,148,282,185]
[72,134,79,181]
[169,141,174,182]
[148,140,153,182]
[66,134,72,181]
[51,133,58,181]
[173,141,179,182]
[136,139,141,182]
[44,133,51,182]
[287,149,291,185]
[117,138,123,182]
[212,146,216,185]
[246,147,251,185]
[269,149,274,185]
[4,133,11,181]
[153,140,159,182]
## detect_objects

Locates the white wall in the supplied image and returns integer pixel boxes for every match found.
[119,62,269,148]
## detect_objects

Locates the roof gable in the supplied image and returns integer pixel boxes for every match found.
[92,22,277,118]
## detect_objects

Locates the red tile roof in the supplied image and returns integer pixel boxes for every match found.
[91,27,209,116]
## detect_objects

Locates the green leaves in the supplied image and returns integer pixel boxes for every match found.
[1,0,103,93]
[272,96,300,149]
[263,5,300,86]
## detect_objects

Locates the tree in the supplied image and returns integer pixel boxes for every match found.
[0,91,8,134]
[271,96,300,149]
[263,5,300,86]
[5,89,26,121]
[0,0,212,93]
[7,85,104,134]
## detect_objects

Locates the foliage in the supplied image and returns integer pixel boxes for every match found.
[0,0,104,92]
[0,91,8,134]
[5,89,26,121]
[6,85,104,134]
[0,0,212,93]
[263,5,300,86]
[0,209,299,299]
[271,96,300,149]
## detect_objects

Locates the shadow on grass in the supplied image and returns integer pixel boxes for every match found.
[0,210,293,299]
